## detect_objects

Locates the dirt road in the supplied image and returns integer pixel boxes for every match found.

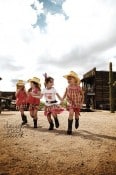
[0,110,116,175]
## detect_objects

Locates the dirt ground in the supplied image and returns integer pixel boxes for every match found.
[0,110,116,175]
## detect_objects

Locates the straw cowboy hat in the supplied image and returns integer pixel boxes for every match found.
[63,71,80,84]
[16,80,25,86]
[28,77,41,86]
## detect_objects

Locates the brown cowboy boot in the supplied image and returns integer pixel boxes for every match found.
[49,120,54,130]
[21,114,27,125]
[54,117,59,128]
[33,119,37,128]
[67,119,73,135]
[75,118,79,129]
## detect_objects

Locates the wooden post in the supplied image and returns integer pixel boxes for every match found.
[0,92,1,114]
[0,100,1,114]
[109,62,114,113]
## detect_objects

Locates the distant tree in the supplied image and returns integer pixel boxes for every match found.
[61,100,67,109]
[39,101,45,111]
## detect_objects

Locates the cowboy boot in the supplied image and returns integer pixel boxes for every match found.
[75,118,79,129]
[67,119,73,135]
[54,117,59,128]
[21,114,27,125]
[33,119,37,128]
[49,120,54,130]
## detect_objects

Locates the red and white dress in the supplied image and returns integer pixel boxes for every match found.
[27,87,40,110]
[66,85,83,114]
[16,90,27,110]
[42,87,63,116]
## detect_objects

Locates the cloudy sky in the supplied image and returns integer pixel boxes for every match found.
[0,0,116,95]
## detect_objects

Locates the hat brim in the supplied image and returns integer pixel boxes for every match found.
[63,74,80,83]
[16,83,25,86]
[28,79,41,86]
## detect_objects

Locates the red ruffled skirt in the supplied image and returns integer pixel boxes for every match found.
[44,104,64,116]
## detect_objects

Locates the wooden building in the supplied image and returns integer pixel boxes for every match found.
[1,91,15,100]
[0,91,16,113]
[81,68,116,110]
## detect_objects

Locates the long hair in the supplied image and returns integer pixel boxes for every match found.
[33,81,41,91]
[28,81,41,91]
[16,85,25,90]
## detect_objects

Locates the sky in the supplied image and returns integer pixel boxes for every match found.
[0,0,116,96]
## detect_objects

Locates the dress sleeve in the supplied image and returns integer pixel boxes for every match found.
[53,87,57,94]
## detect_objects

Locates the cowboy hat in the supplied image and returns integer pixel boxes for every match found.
[63,71,80,84]
[28,77,41,85]
[16,80,25,86]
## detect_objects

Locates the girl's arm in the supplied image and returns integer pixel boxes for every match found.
[56,93,63,101]
[30,87,40,97]
[31,91,43,99]
[62,88,67,101]
[24,88,28,96]
[15,89,20,97]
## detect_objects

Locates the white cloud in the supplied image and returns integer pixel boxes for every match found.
[63,0,114,44]
[0,0,116,94]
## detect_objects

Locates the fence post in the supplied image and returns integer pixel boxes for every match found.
[109,62,115,113]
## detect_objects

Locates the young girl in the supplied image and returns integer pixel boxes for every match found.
[62,71,84,135]
[15,80,27,125]
[27,77,41,128]
[41,73,63,130]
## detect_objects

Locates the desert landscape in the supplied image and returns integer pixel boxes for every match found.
[0,110,116,175]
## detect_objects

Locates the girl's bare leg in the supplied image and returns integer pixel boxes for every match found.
[29,105,34,118]
[69,109,74,120]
